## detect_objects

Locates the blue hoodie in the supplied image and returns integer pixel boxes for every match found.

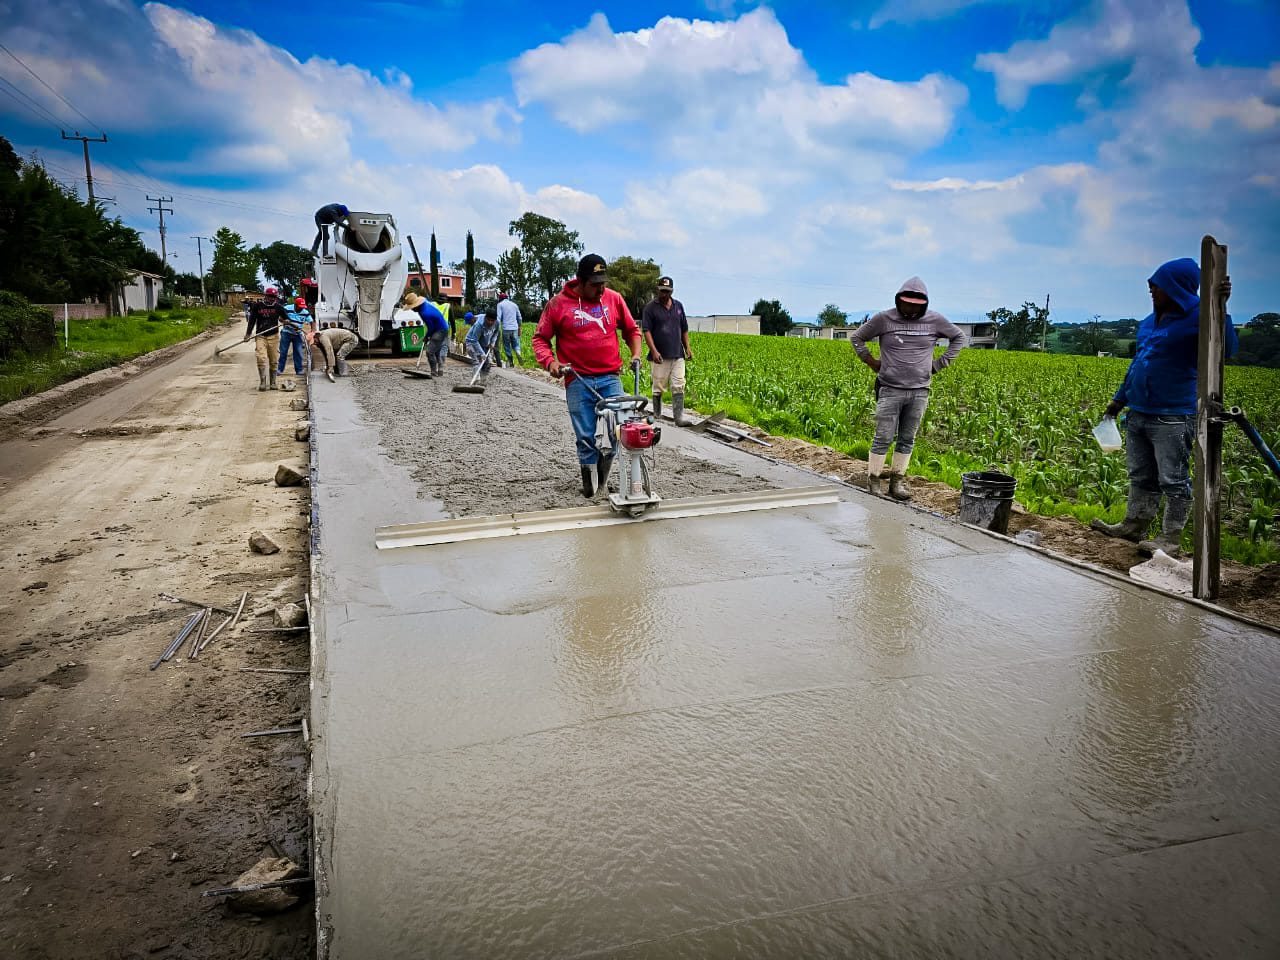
[1112,258,1237,416]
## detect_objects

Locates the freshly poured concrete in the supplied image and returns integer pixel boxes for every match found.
[311,374,1280,959]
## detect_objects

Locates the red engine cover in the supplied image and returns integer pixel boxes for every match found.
[619,421,658,449]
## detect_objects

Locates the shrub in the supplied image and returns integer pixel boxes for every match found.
[0,290,55,360]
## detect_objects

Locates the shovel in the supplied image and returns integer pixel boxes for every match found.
[452,329,500,394]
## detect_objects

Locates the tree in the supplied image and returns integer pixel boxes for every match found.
[496,247,536,313]
[256,240,312,297]
[508,212,582,303]
[208,227,259,294]
[607,256,662,320]
[1232,312,1280,368]
[817,303,848,327]
[172,273,203,297]
[988,300,1049,351]
[464,231,475,307]
[752,298,793,336]
[429,231,440,299]
[1062,315,1117,356]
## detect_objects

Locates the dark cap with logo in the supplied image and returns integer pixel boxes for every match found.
[577,254,609,283]
[657,276,674,291]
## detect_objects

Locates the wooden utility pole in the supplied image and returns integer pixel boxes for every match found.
[429,231,440,300]
[1193,236,1228,600]
[147,196,174,263]
[61,130,107,206]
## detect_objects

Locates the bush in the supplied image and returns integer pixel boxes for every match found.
[0,290,55,360]
[156,296,175,310]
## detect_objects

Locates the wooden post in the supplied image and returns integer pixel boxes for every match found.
[1193,236,1228,600]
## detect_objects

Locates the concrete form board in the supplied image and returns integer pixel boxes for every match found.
[310,374,1280,959]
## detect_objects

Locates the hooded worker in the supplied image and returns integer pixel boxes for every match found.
[311,203,350,257]
[1092,258,1237,556]
[244,286,291,390]
[533,254,643,498]
[849,277,966,500]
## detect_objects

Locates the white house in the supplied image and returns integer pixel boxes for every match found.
[688,314,760,335]
[114,270,165,314]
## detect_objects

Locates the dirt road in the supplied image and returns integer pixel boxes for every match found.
[0,330,313,959]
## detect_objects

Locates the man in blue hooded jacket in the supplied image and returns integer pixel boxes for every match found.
[1091,258,1235,556]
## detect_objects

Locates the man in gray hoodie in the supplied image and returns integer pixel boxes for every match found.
[850,277,966,500]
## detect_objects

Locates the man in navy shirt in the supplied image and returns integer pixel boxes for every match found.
[641,276,692,425]
[1092,258,1236,556]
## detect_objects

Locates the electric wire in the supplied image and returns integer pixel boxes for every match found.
[0,40,102,132]
[0,73,64,129]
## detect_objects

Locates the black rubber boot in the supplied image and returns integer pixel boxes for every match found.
[1138,496,1191,557]
[673,393,686,426]
[257,362,268,391]
[596,455,614,493]
[888,473,912,502]
[652,394,662,419]
[867,474,883,497]
[580,465,597,499]
[1090,487,1159,542]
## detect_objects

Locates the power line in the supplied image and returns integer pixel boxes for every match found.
[0,40,102,133]
[0,73,64,128]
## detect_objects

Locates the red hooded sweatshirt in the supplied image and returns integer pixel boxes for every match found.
[533,279,641,379]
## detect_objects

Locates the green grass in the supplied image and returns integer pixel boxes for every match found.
[0,307,232,404]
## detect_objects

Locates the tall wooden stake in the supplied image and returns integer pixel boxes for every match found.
[1193,236,1228,600]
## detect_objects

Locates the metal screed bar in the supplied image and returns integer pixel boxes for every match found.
[374,485,840,550]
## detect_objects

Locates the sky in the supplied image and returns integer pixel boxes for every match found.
[0,0,1276,323]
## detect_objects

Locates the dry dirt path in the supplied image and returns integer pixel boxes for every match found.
[0,332,314,959]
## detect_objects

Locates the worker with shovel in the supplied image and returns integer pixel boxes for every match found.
[402,292,449,376]
[534,254,643,498]
[850,277,965,500]
[245,286,291,391]
[1092,260,1237,556]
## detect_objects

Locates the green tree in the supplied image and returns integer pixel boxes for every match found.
[255,240,312,298]
[607,256,662,320]
[209,227,259,294]
[1232,312,1280,368]
[752,298,793,336]
[508,212,582,303]
[497,247,537,315]
[172,272,203,297]
[988,301,1049,351]
[1062,315,1117,356]
[818,303,848,327]
[429,231,440,299]
[464,231,476,306]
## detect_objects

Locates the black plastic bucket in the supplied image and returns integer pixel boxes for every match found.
[957,471,1017,535]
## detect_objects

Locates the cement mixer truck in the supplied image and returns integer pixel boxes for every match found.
[311,210,430,354]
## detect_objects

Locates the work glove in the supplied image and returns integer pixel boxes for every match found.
[1104,400,1123,419]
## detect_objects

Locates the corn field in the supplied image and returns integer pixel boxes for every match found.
[670,333,1280,564]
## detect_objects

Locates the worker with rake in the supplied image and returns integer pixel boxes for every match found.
[245,286,291,391]
[850,277,966,500]
[464,308,501,378]
[534,254,643,498]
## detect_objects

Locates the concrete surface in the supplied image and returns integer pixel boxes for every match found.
[311,369,1280,959]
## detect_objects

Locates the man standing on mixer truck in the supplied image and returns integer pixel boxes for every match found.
[850,276,965,501]
[534,254,644,499]
[1091,259,1236,557]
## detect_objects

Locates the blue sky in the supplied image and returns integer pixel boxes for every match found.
[1,0,1277,323]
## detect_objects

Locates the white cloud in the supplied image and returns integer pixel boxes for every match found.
[512,9,966,166]
[975,0,1200,109]
[867,0,1014,29]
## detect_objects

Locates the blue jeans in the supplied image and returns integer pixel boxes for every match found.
[566,373,622,465]
[278,329,304,374]
[427,330,448,373]
[501,329,520,364]
[1125,411,1193,501]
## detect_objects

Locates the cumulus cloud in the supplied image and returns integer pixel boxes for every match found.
[512,9,966,165]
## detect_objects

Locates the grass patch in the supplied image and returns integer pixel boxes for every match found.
[0,307,232,404]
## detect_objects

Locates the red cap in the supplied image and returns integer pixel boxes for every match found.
[264,286,278,296]
[294,297,307,309]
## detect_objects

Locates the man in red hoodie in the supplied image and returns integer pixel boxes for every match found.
[534,254,643,498]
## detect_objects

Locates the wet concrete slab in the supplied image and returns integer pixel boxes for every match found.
[311,371,1280,959]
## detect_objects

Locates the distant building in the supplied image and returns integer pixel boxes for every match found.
[115,270,165,314]
[956,321,997,349]
[405,266,465,306]
[786,323,851,340]
[688,314,760,335]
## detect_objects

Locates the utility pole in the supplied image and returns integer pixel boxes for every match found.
[147,195,174,263]
[1040,293,1050,352]
[61,130,108,206]
[191,236,212,303]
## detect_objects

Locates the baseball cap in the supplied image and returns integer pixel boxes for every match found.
[263,285,278,296]
[577,254,608,283]
[657,276,673,291]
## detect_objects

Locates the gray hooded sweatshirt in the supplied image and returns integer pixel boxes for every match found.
[850,276,965,390]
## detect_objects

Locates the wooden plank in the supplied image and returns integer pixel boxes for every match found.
[1193,236,1228,600]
